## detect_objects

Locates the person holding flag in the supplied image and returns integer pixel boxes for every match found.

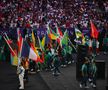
[17,58,25,90]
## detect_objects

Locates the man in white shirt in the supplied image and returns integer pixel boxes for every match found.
[17,61,25,89]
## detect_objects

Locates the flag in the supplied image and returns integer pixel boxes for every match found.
[4,33,18,66]
[11,53,18,66]
[38,36,46,52]
[82,34,86,45]
[90,20,99,39]
[75,28,82,38]
[32,30,36,47]
[61,30,68,46]
[56,27,63,37]
[45,33,50,45]
[41,36,45,48]
[30,43,43,63]
[3,34,17,56]
[21,40,37,61]
[47,25,58,40]
[49,31,58,40]
[56,26,63,44]
[75,28,86,45]
[17,28,23,54]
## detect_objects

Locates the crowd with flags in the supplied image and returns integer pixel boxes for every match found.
[0,0,108,89]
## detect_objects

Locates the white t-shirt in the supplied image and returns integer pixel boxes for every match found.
[18,66,25,77]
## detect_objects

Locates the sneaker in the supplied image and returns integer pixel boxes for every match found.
[37,69,40,72]
[80,84,83,88]
[52,72,55,75]
[92,84,96,88]
[19,87,24,89]
[90,83,93,86]
[85,86,89,88]
[89,78,92,82]
[72,60,75,63]
[104,52,106,54]
[68,61,71,64]
[63,65,66,67]
[51,68,54,71]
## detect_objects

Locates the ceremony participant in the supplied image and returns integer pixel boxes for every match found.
[89,60,97,88]
[53,53,61,76]
[61,46,67,67]
[66,45,73,64]
[17,60,25,90]
[80,57,89,88]
[45,49,53,71]
[29,59,36,73]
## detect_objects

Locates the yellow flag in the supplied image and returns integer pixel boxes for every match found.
[32,31,36,47]
[41,36,45,47]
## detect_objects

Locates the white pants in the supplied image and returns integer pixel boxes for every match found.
[19,75,24,89]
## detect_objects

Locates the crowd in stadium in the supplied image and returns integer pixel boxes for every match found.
[0,0,108,31]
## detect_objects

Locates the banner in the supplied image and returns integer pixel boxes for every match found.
[37,28,47,38]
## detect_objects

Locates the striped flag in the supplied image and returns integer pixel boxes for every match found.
[21,40,37,62]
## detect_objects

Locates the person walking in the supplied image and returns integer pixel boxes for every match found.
[66,45,73,64]
[17,60,25,89]
[80,57,89,88]
[61,47,67,67]
[53,53,61,76]
[89,60,97,88]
